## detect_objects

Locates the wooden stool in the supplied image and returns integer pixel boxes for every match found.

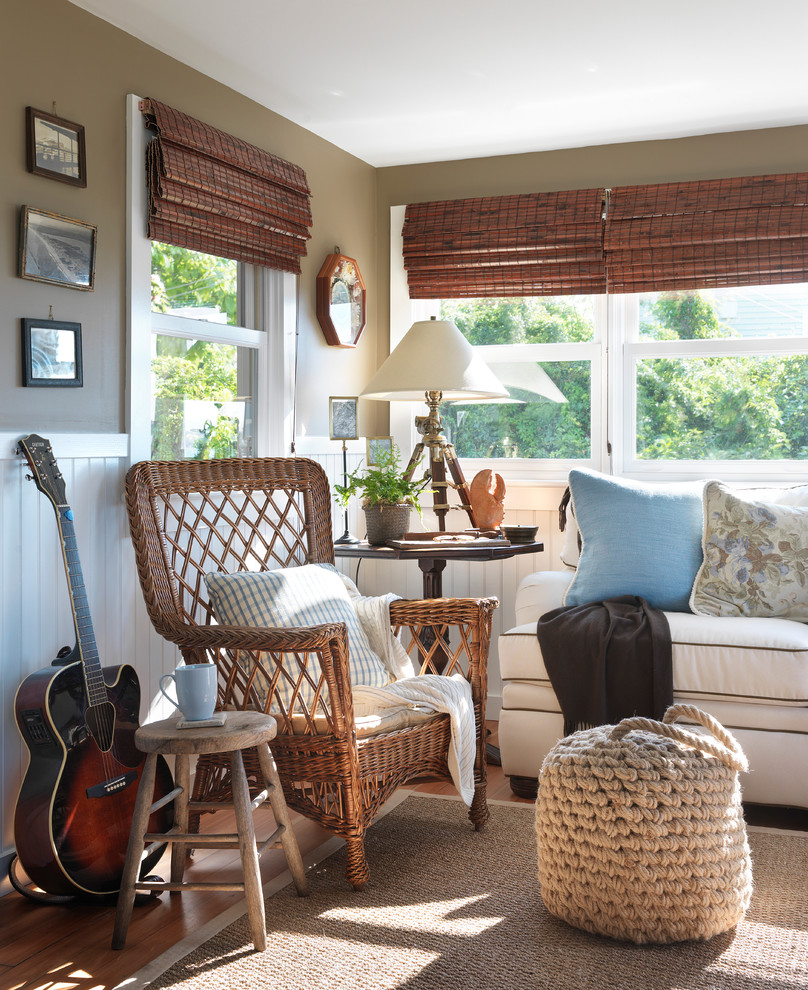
[112,711,308,951]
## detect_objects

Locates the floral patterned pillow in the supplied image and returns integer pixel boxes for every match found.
[690,481,808,620]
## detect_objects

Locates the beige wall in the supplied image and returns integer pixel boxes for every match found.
[374,124,808,421]
[1,0,381,439]
[3,2,806,441]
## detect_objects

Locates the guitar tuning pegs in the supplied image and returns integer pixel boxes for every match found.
[25,474,34,482]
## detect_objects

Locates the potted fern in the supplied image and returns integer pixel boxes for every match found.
[334,445,429,545]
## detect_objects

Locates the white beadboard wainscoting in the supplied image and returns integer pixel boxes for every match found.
[0,433,561,881]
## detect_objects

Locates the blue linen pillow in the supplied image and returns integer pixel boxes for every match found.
[562,469,704,612]
[205,563,391,710]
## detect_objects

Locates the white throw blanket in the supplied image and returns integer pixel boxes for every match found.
[340,573,477,805]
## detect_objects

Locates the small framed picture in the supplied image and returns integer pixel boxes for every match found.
[366,435,393,466]
[26,107,86,187]
[329,396,358,440]
[19,207,97,291]
[21,318,83,387]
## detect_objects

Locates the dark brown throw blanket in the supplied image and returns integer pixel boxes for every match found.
[537,596,673,736]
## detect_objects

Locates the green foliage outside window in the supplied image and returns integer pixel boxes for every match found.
[151,242,237,323]
[636,294,808,460]
[439,298,594,459]
[150,243,244,460]
[440,292,808,462]
[151,339,240,460]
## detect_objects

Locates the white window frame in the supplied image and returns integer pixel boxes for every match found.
[612,294,808,482]
[392,204,808,484]
[126,94,297,463]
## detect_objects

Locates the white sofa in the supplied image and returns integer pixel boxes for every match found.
[498,473,808,808]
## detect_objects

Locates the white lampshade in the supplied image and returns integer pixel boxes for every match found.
[361,319,509,401]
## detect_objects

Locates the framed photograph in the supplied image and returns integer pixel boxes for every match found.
[329,396,358,440]
[366,435,393,466]
[21,318,83,387]
[19,207,97,291]
[26,107,86,186]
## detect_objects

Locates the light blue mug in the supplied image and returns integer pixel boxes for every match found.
[159,663,217,722]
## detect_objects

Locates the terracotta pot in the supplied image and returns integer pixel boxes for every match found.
[363,503,411,545]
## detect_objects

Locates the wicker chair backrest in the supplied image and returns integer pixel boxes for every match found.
[125,457,335,632]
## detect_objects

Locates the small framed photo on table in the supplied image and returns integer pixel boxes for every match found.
[21,318,83,387]
[366,436,393,466]
[329,396,358,440]
[26,107,86,187]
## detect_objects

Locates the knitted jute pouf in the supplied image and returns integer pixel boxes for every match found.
[535,704,753,944]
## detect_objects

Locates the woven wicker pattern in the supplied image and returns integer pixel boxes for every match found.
[125,456,496,889]
[535,705,752,944]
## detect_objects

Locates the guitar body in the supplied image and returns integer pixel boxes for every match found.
[14,659,174,897]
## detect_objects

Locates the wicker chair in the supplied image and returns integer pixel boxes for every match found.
[125,457,497,889]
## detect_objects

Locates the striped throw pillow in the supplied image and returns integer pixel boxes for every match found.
[205,564,391,711]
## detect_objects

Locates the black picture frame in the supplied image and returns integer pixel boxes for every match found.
[19,206,96,291]
[26,106,87,187]
[329,396,358,440]
[21,318,83,387]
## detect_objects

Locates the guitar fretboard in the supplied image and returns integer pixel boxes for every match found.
[57,510,104,708]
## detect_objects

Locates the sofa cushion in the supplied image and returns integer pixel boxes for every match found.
[499,610,808,706]
[563,469,704,611]
[514,571,575,626]
[691,481,808,621]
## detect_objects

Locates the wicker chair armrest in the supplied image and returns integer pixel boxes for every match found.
[155,618,350,655]
[388,596,498,628]
[151,618,357,736]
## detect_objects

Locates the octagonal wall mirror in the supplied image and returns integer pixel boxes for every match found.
[316,252,367,347]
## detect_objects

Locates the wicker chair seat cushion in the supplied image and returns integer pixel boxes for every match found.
[205,564,391,708]
[287,705,438,737]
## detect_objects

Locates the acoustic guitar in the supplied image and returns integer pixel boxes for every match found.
[12,434,174,898]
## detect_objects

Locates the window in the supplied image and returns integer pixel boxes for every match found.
[623,284,808,475]
[127,95,297,463]
[150,242,258,459]
[431,284,808,480]
[439,295,601,468]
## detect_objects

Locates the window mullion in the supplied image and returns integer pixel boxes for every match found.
[150,312,263,347]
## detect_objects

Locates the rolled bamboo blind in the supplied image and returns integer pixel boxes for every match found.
[403,173,808,298]
[604,173,808,293]
[402,190,607,298]
[140,98,312,274]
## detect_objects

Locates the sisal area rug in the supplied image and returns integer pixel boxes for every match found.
[135,795,808,990]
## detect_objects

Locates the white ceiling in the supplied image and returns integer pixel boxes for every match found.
[70,0,808,167]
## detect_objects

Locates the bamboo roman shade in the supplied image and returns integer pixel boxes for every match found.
[604,173,808,293]
[402,190,607,298]
[140,98,312,274]
[403,173,808,298]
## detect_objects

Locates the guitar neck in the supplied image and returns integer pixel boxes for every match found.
[55,508,104,707]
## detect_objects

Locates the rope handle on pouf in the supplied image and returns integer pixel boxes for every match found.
[609,703,748,773]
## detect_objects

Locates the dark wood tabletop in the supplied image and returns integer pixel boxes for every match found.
[334,539,544,598]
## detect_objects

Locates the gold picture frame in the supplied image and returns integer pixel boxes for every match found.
[366,435,393,466]
[19,206,97,291]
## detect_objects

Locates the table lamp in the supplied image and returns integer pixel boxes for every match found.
[361,317,509,530]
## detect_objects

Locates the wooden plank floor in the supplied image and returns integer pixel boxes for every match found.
[2,723,805,990]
